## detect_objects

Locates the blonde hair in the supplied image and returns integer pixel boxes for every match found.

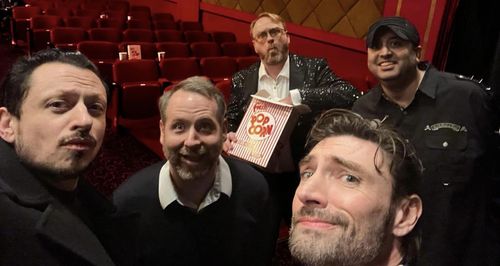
[249,12,286,37]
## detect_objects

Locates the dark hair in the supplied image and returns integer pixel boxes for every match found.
[158,76,226,124]
[305,108,423,262]
[0,48,108,118]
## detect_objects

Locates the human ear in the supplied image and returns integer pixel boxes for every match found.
[415,45,423,62]
[159,119,165,146]
[0,107,16,143]
[392,194,423,237]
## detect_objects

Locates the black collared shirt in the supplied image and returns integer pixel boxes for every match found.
[353,64,497,265]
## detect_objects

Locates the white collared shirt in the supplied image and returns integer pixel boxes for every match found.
[257,56,302,105]
[158,156,232,212]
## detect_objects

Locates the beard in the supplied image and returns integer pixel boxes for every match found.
[166,141,222,181]
[289,206,393,266]
[16,140,93,182]
[263,42,289,65]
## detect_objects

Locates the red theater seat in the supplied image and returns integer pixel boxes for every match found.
[199,56,238,83]
[154,29,184,42]
[221,42,253,57]
[155,42,190,58]
[211,31,236,44]
[159,58,200,84]
[111,59,162,129]
[50,27,87,51]
[190,42,221,58]
[122,29,154,42]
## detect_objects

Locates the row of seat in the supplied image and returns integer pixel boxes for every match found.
[78,40,258,84]
[107,58,239,133]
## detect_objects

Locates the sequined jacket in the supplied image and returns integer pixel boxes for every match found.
[227,53,360,161]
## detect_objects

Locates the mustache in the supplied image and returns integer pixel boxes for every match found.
[59,132,97,147]
[292,206,349,228]
[178,145,207,156]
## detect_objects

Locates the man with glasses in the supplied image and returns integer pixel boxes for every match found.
[224,12,360,243]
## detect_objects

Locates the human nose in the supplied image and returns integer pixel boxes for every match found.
[184,127,201,148]
[71,102,92,131]
[379,44,393,57]
[295,172,328,208]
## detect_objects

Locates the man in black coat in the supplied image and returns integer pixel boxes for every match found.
[0,49,134,266]
[224,12,360,240]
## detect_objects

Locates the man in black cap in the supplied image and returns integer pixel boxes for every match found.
[353,16,499,265]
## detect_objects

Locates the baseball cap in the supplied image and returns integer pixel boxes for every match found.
[366,16,420,48]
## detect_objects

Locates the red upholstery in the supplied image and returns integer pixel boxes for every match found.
[154,29,183,42]
[50,27,87,51]
[45,7,73,19]
[65,16,96,29]
[88,28,122,42]
[178,21,203,31]
[184,30,212,43]
[127,19,152,29]
[200,57,238,83]
[77,40,119,82]
[221,42,253,57]
[111,59,162,128]
[190,42,221,58]
[215,79,232,103]
[211,31,236,44]
[159,58,200,83]
[74,9,101,19]
[236,56,260,70]
[97,17,125,29]
[122,29,154,42]
[108,0,130,12]
[10,6,42,45]
[29,15,64,53]
[153,20,177,30]
[152,13,174,22]
[155,42,190,58]
[118,42,157,60]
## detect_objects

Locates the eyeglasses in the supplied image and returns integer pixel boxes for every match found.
[253,27,286,42]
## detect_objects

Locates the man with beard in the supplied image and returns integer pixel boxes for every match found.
[0,49,133,265]
[289,109,423,266]
[352,16,500,265]
[224,12,360,243]
[113,76,274,265]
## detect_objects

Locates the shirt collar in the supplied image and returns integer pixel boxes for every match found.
[258,55,290,81]
[158,156,232,211]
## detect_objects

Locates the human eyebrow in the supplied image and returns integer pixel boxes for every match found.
[330,155,364,174]
[298,155,313,168]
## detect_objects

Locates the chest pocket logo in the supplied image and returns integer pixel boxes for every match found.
[424,123,468,150]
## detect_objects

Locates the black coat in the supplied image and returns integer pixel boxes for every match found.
[0,140,137,266]
[227,53,360,161]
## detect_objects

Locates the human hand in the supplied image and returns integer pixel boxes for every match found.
[223,132,237,154]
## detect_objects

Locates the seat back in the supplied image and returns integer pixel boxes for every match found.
[154,29,183,42]
[30,15,64,30]
[113,59,159,83]
[119,42,157,60]
[50,27,87,50]
[77,40,119,60]
[178,21,202,31]
[123,29,154,42]
[127,19,152,29]
[190,42,221,58]
[184,31,211,43]
[214,79,232,103]
[221,42,253,57]
[88,28,122,42]
[159,58,200,83]
[236,56,260,70]
[155,42,190,58]
[211,31,236,44]
[152,13,174,22]
[65,16,96,29]
[200,57,237,82]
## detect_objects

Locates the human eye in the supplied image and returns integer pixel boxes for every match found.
[88,102,106,116]
[300,170,313,180]
[256,31,267,41]
[198,121,215,134]
[46,100,69,113]
[171,122,185,132]
[269,28,281,37]
[341,174,360,185]
[389,39,403,48]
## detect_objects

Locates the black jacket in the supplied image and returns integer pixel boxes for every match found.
[227,53,360,162]
[0,140,137,266]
